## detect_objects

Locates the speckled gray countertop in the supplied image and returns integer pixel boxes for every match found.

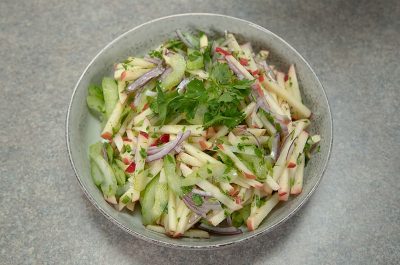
[1,0,399,264]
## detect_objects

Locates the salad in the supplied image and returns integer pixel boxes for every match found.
[86,30,320,238]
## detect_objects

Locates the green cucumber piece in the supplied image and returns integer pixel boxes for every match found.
[112,163,126,186]
[140,175,160,225]
[186,48,204,70]
[164,155,182,195]
[89,142,117,196]
[161,53,186,90]
[102,77,119,118]
[90,160,104,186]
[151,182,168,221]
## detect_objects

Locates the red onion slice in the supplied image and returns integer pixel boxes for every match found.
[198,223,243,235]
[176,29,194,48]
[146,132,183,162]
[177,78,190,94]
[126,65,165,93]
[182,195,209,218]
[145,130,191,162]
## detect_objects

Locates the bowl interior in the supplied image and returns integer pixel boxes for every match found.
[67,13,332,249]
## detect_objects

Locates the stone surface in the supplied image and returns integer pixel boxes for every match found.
[0,0,399,264]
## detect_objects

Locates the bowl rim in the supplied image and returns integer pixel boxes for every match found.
[66,12,333,250]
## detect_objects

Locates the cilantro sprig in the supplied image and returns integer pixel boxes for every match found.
[150,63,253,129]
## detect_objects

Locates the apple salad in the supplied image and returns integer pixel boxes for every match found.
[86,31,320,238]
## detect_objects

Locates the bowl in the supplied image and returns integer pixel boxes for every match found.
[66,13,332,249]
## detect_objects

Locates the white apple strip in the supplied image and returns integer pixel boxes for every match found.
[179,163,193,177]
[145,125,205,136]
[287,131,309,168]
[101,101,124,140]
[126,201,135,211]
[278,168,290,201]
[242,102,257,118]
[209,126,229,143]
[182,143,220,164]
[104,195,117,205]
[168,190,177,233]
[113,133,124,152]
[133,132,149,176]
[197,180,242,211]
[219,182,235,194]
[177,152,203,167]
[175,205,191,237]
[251,111,264,128]
[258,112,277,136]
[263,78,311,118]
[185,213,201,231]
[208,209,226,226]
[117,80,127,104]
[148,159,163,178]
[132,108,153,127]
[146,225,166,234]
[118,68,152,81]
[291,153,305,195]
[240,42,258,72]
[129,57,156,68]
[228,132,270,147]
[272,120,308,181]
[286,64,302,102]
[265,176,280,191]
[225,55,254,80]
[247,193,279,231]
[226,33,243,54]
[276,71,286,104]
[231,177,250,189]
[125,129,136,142]
[242,128,267,137]
[217,144,257,179]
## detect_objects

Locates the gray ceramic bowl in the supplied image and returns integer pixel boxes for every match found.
[66,13,332,249]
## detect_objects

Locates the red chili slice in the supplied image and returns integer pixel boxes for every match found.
[125,162,136,173]
[239,58,249,66]
[159,134,170,143]
[139,131,149,139]
[215,47,231,56]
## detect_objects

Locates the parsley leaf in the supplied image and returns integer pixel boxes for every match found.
[139,148,147,159]
[192,194,204,206]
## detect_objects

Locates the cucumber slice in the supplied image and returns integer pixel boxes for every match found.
[151,181,168,221]
[102,77,119,118]
[89,142,117,197]
[161,53,186,90]
[90,160,104,186]
[186,48,204,70]
[140,175,160,225]
[112,163,126,186]
[164,155,182,195]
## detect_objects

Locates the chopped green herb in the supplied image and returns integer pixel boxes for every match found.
[124,144,131,153]
[181,185,194,195]
[290,177,295,188]
[139,147,147,159]
[149,50,162,59]
[192,194,204,206]
[254,148,263,158]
